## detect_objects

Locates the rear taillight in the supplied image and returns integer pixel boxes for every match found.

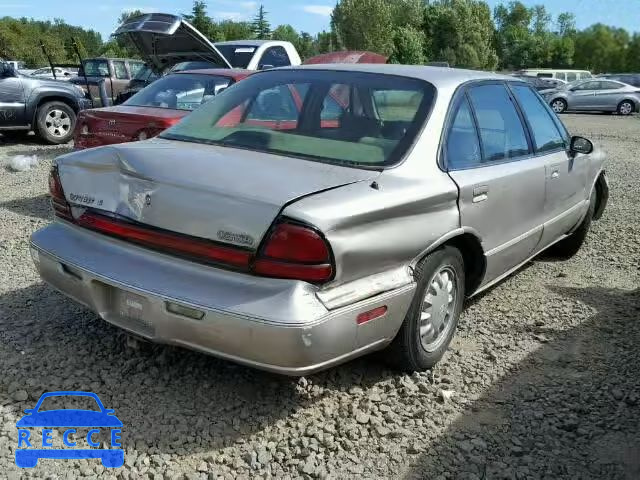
[76,211,251,268]
[253,222,333,283]
[48,167,73,221]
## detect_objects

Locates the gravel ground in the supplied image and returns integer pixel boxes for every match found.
[0,114,638,480]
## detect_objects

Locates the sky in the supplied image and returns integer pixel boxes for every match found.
[0,0,637,42]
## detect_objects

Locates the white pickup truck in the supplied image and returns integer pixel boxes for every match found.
[114,13,301,73]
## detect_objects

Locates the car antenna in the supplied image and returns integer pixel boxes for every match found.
[39,40,57,80]
[71,37,94,108]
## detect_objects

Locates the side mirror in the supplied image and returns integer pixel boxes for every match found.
[570,136,593,155]
[259,64,274,71]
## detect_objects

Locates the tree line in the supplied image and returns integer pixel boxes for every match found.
[1,0,638,73]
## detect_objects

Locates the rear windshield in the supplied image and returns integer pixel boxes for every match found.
[81,59,110,77]
[215,45,256,68]
[160,70,435,168]
[125,73,232,111]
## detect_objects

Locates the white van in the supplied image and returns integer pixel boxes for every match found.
[518,69,592,82]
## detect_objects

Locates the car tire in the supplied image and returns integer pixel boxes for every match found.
[35,101,76,145]
[547,189,596,259]
[617,100,635,116]
[387,246,465,372]
[551,98,567,114]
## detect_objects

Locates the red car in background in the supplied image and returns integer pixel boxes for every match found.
[74,69,252,150]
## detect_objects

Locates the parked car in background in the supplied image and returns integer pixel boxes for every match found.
[30,67,75,80]
[597,73,640,88]
[214,40,301,70]
[518,69,592,82]
[74,69,251,150]
[4,60,26,71]
[69,57,145,106]
[0,61,90,144]
[511,74,566,91]
[541,79,640,114]
[32,65,607,375]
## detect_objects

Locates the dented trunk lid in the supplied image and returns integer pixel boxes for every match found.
[56,139,378,249]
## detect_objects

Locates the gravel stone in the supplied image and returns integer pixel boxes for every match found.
[1,115,639,479]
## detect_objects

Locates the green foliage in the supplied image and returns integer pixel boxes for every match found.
[1,0,638,73]
[390,27,426,65]
[574,24,630,73]
[271,25,300,44]
[332,0,395,56]
[184,1,223,41]
[251,5,271,40]
[219,20,254,41]
[0,16,103,67]
[426,0,498,70]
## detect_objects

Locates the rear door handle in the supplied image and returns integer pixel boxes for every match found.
[472,185,489,203]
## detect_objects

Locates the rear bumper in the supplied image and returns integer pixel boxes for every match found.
[30,222,415,375]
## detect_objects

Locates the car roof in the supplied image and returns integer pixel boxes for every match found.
[174,68,253,79]
[276,64,515,88]
[214,40,288,47]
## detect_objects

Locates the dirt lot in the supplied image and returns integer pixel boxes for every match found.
[0,114,638,479]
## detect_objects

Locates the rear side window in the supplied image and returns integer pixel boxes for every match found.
[372,90,424,122]
[446,96,481,169]
[247,85,302,122]
[113,61,128,79]
[511,85,566,153]
[566,72,577,82]
[599,81,622,90]
[259,46,291,68]
[467,84,529,162]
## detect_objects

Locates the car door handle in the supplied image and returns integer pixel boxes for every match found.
[472,185,489,203]
[551,170,560,179]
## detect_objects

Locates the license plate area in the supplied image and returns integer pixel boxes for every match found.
[99,284,155,337]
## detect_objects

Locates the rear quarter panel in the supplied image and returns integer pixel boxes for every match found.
[283,171,460,286]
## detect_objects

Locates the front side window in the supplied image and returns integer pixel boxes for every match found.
[113,61,128,80]
[124,74,232,110]
[161,70,436,168]
[511,85,566,153]
[467,84,529,162]
[446,96,481,170]
[259,46,291,68]
[82,60,110,77]
[573,81,600,91]
[129,62,144,77]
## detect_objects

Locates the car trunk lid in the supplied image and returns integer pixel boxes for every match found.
[113,13,232,72]
[57,139,379,250]
[81,106,188,144]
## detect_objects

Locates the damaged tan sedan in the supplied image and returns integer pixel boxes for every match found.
[30,65,608,375]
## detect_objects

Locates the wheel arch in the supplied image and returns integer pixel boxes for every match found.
[592,171,609,221]
[29,94,79,126]
[414,229,486,297]
[618,98,638,113]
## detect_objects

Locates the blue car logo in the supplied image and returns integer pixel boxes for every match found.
[15,391,123,468]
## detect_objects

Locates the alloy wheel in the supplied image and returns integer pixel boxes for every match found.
[419,266,458,352]
[45,109,71,138]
